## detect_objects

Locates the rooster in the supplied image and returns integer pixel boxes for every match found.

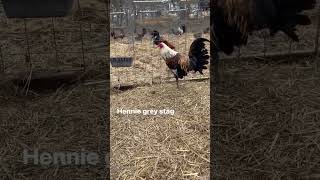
[211,0,316,83]
[153,33,210,88]
[212,0,316,55]
[151,30,176,50]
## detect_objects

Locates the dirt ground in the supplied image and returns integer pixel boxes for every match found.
[211,9,320,178]
[0,82,108,179]
[1,0,320,179]
[110,7,320,180]
[111,81,210,179]
[213,55,320,179]
[0,0,109,179]
[110,15,211,179]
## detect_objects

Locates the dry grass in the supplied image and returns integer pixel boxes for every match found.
[212,10,320,178]
[111,81,210,179]
[110,22,211,179]
[0,0,108,179]
[0,82,108,179]
[214,55,320,179]
[1,1,320,179]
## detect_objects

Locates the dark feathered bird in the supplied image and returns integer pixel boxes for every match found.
[211,0,316,83]
[111,29,125,40]
[135,28,147,41]
[151,30,176,50]
[172,24,186,36]
[212,0,316,55]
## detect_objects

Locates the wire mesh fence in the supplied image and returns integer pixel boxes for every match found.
[110,0,320,88]
[110,0,210,87]
[0,0,108,78]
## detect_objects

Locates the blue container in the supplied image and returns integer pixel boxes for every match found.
[2,0,76,18]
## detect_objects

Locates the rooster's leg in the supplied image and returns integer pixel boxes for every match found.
[171,69,179,89]
[175,76,179,89]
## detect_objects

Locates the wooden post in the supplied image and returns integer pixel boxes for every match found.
[125,9,128,27]
[120,12,123,26]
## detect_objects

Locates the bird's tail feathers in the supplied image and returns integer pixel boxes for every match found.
[188,38,210,74]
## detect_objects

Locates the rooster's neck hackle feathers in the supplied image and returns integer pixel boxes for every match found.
[159,43,178,60]
[223,0,254,36]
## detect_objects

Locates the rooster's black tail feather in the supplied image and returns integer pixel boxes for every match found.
[188,38,210,74]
